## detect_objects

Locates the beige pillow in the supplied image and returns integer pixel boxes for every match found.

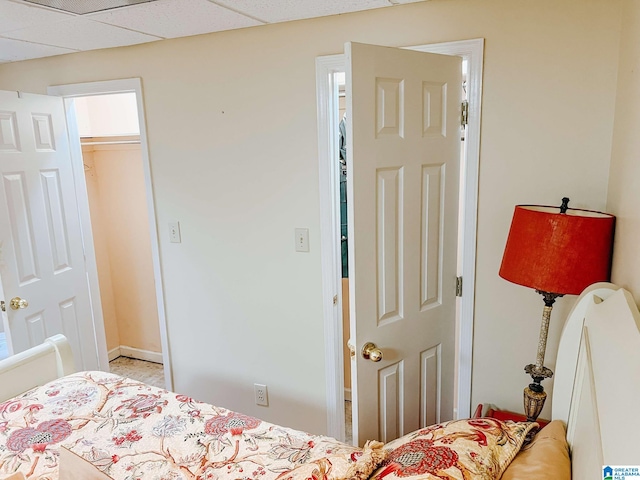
[501,420,570,480]
[0,474,26,480]
[59,446,114,480]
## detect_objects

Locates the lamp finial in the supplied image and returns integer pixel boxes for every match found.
[560,197,570,214]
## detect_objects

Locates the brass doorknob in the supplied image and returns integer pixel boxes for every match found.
[361,342,383,362]
[10,297,28,310]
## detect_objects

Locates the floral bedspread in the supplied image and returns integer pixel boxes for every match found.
[0,371,383,480]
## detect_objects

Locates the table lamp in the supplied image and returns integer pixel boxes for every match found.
[499,197,615,421]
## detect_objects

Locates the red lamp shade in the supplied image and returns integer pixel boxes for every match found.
[499,205,615,295]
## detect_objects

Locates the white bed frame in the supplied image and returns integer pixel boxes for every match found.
[0,334,75,402]
[1,283,638,477]
[552,282,640,476]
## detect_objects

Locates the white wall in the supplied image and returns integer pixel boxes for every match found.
[607,0,640,303]
[0,0,623,432]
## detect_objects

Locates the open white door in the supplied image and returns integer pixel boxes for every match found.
[347,43,461,444]
[0,90,100,370]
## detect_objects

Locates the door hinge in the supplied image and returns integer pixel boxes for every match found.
[461,100,469,127]
[456,276,463,297]
[333,295,338,306]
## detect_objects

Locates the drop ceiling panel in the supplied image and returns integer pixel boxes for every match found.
[212,0,394,23]
[0,37,75,62]
[87,0,263,39]
[22,0,156,15]
[0,0,74,34]
[4,17,161,50]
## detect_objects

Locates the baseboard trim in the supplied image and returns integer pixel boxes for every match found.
[111,345,163,364]
[107,347,121,362]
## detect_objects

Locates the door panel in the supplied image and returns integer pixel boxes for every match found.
[377,167,402,324]
[0,90,97,370]
[0,111,20,151]
[420,344,440,427]
[379,360,403,442]
[4,172,39,283]
[347,42,461,444]
[421,163,443,308]
[41,169,72,272]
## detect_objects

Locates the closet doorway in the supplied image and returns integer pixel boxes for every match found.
[77,93,164,386]
[48,79,171,390]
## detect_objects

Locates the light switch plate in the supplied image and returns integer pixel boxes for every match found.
[169,221,181,243]
[295,228,309,252]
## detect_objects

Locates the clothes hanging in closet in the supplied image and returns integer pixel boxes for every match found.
[339,114,348,278]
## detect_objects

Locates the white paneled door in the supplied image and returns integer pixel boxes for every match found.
[347,43,461,444]
[0,90,98,371]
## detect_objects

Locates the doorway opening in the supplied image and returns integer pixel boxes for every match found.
[48,79,172,390]
[74,93,164,388]
[316,39,484,443]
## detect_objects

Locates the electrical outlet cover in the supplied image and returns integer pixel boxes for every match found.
[254,383,268,406]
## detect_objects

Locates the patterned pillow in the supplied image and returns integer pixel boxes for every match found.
[369,418,538,480]
[280,440,388,480]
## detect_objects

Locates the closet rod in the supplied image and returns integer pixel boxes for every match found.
[80,139,140,146]
[80,134,140,145]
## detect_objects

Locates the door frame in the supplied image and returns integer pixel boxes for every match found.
[47,78,173,390]
[316,39,484,440]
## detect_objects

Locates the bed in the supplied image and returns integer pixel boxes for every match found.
[0,282,637,480]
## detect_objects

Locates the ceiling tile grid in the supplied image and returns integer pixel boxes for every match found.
[211,0,394,24]
[0,0,74,34]
[86,0,263,39]
[22,0,157,15]
[0,0,430,63]
[3,16,161,51]
[0,36,75,62]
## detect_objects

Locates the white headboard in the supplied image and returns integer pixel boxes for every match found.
[0,334,75,402]
[553,282,640,477]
